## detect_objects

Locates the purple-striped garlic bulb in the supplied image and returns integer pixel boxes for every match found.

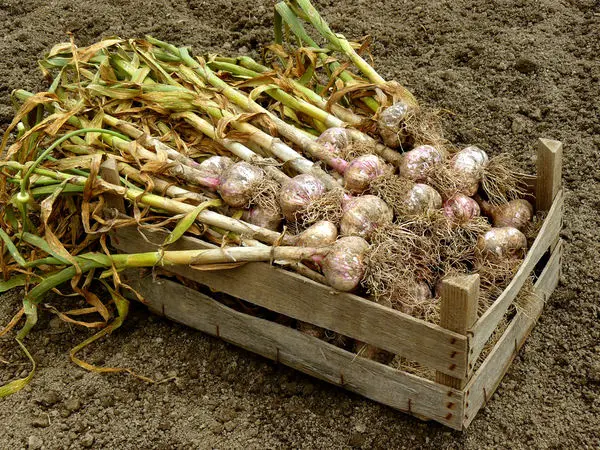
[408,281,433,302]
[317,127,351,157]
[197,155,234,189]
[443,193,481,222]
[322,236,370,292]
[399,281,435,315]
[343,154,391,193]
[242,206,282,231]
[218,161,264,208]
[399,145,444,182]
[340,195,394,240]
[279,174,327,222]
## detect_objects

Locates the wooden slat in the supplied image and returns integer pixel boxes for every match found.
[111,227,468,378]
[524,175,536,199]
[463,240,562,428]
[436,275,480,388]
[536,139,563,212]
[469,190,563,364]
[534,239,562,299]
[123,270,465,430]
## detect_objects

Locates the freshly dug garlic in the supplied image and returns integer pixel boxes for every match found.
[443,193,481,222]
[322,236,370,292]
[408,281,433,302]
[279,174,327,222]
[403,184,443,215]
[399,145,444,182]
[340,195,394,240]
[242,206,282,231]
[477,226,528,259]
[218,161,264,208]
[486,199,533,231]
[377,101,411,148]
[197,155,234,189]
[452,146,489,195]
[343,154,390,193]
[317,127,351,156]
[296,221,338,248]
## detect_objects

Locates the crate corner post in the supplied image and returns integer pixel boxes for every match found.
[435,274,480,390]
[536,138,563,212]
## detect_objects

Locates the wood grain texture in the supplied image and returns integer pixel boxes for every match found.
[436,275,480,388]
[469,190,563,364]
[122,270,465,430]
[534,239,562,300]
[536,138,563,212]
[111,227,468,378]
[463,240,562,428]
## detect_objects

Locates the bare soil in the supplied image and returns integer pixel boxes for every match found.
[1,0,599,448]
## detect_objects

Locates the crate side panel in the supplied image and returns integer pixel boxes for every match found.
[469,190,563,364]
[111,227,468,378]
[463,240,562,428]
[124,271,464,430]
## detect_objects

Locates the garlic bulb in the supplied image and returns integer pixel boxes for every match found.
[477,226,528,259]
[218,161,264,208]
[399,145,444,182]
[279,174,327,222]
[377,101,411,148]
[340,195,394,240]
[316,127,351,156]
[487,199,533,231]
[197,155,234,189]
[296,221,338,247]
[443,194,481,222]
[402,184,443,216]
[242,206,282,231]
[322,236,370,292]
[343,154,390,193]
[451,146,489,195]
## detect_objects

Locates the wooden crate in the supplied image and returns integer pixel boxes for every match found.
[107,138,563,430]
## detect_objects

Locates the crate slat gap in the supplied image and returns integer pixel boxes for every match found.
[104,138,563,430]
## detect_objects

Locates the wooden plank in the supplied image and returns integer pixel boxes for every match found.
[99,157,126,213]
[469,190,563,364]
[536,139,563,212]
[110,226,468,378]
[123,270,465,430]
[524,175,536,199]
[533,238,562,301]
[463,240,562,428]
[436,275,480,388]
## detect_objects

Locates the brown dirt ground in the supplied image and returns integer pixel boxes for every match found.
[1,0,599,448]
